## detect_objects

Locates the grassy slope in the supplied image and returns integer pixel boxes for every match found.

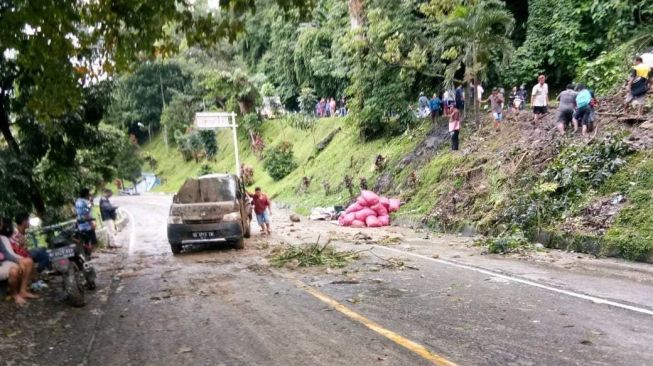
[142,112,653,261]
[144,117,430,215]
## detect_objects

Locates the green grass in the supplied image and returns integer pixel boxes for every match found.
[600,152,653,261]
[142,117,428,214]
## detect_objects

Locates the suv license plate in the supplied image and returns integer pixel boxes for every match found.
[50,246,75,261]
[192,231,216,239]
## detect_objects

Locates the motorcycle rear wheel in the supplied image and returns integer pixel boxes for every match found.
[64,263,86,307]
[85,267,97,290]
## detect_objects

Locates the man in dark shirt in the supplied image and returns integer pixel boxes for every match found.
[556,84,577,133]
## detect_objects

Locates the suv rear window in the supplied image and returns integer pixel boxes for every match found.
[175,176,237,203]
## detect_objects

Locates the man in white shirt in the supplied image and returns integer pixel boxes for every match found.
[531,74,549,123]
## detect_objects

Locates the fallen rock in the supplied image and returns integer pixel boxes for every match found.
[289,214,301,223]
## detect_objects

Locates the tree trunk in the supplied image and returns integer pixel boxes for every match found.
[0,94,47,217]
[348,0,365,30]
[238,98,255,116]
[473,74,480,127]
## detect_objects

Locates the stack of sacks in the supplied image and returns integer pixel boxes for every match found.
[338,190,401,228]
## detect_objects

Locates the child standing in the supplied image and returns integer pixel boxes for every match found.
[449,106,461,151]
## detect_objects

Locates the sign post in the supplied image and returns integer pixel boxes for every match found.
[194,112,240,177]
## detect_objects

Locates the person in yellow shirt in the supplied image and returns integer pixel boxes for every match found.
[625,56,651,117]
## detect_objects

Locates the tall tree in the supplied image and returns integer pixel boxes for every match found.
[0,0,309,216]
[437,0,515,125]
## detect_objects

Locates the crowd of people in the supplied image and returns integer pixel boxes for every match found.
[416,56,651,150]
[0,187,119,306]
[315,97,347,118]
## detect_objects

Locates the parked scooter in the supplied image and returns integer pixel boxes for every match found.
[45,228,97,307]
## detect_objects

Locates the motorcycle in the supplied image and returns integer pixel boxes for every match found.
[44,227,97,307]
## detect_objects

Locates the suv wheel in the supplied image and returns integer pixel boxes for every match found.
[170,243,182,254]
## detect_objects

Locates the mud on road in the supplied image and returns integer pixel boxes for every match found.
[2,194,653,366]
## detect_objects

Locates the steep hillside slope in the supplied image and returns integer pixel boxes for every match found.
[144,99,653,262]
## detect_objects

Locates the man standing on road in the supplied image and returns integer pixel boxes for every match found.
[248,187,272,236]
[556,84,578,134]
[100,189,120,248]
[531,75,549,124]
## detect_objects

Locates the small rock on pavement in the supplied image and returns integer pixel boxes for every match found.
[178,346,193,354]
[289,214,301,223]
[432,254,439,259]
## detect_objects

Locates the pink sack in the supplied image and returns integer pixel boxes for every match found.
[378,215,390,226]
[354,208,376,221]
[361,190,380,206]
[370,203,388,217]
[379,197,390,209]
[357,196,369,207]
[388,198,401,213]
[351,220,366,228]
[345,203,364,214]
[343,213,356,225]
[365,215,382,228]
[338,215,345,226]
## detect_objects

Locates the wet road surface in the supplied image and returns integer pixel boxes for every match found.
[2,194,653,366]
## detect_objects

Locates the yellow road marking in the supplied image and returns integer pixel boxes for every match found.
[290,278,459,366]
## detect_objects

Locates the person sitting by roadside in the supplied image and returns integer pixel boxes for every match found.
[574,84,593,138]
[0,217,38,303]
[11,212,50,274]
[75,188,97,254]
[624,56,651,117]
[247,187,272,236]
[556,84,577,134]
[0,218,26,306]
[429,94,442,126]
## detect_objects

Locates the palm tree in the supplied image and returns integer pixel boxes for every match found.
[437,0,514,126]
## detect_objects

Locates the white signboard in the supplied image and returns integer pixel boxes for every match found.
[194,112,241,177]
[195,112,234,129]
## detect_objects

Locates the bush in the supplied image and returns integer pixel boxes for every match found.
[198,130,218,158]
[264,141,298,181]
[199,164,213,176]
[241,113,263,135]
[287,113,315,131]
[504,135,632,231]
[484,229,530,254]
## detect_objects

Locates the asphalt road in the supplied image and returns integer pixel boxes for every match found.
[3,194,652,366]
